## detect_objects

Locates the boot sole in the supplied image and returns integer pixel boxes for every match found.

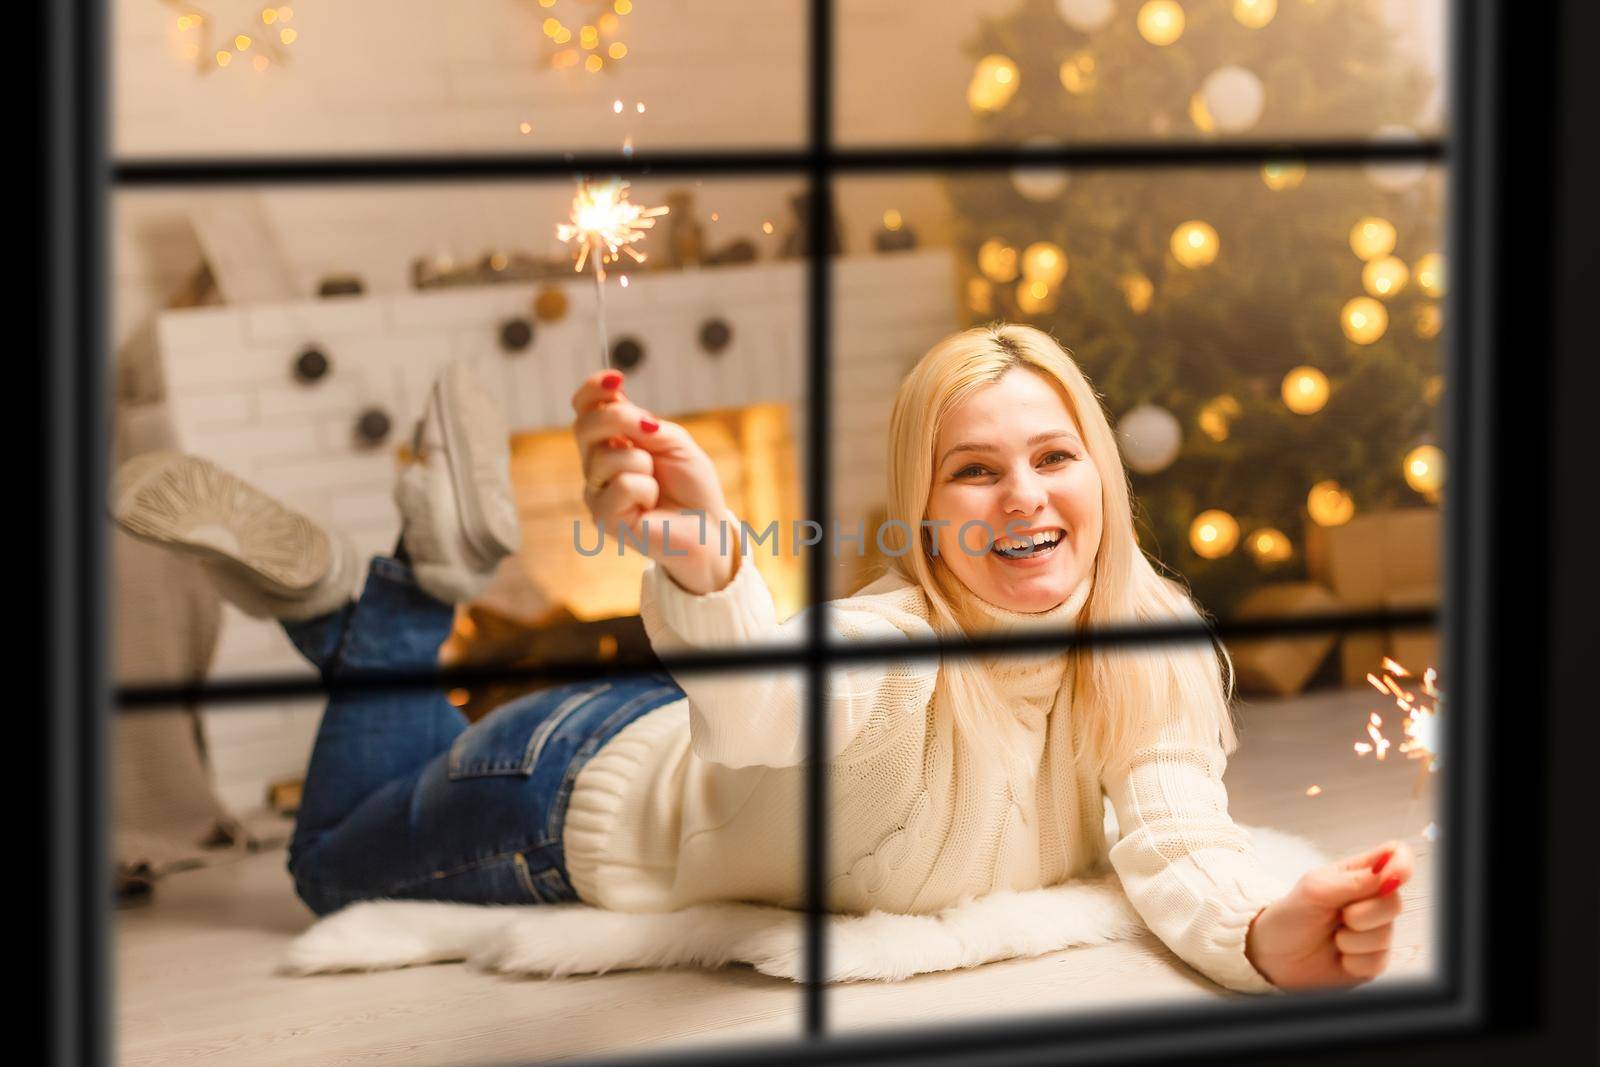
[430,362,521,567]
[111,453,332,594]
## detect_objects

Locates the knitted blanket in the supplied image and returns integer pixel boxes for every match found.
[282,826,1325,984]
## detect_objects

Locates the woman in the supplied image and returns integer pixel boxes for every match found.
[113,326,1412,994]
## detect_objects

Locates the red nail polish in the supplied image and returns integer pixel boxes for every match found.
[639,417,659,433]
[1378,877,1401,897]
[600,371,623,390]
[1371,851,1393,875]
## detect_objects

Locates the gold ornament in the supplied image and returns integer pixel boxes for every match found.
[1348,216,1397,261]
[978,238,1019,283]
[1341,296,1388,344]
[1281,366,1330,414]
[968,54,1021,113]
[1021,242,1068,287]
[1016,278,1056,315]
[1414,303,1443,339]
[1415,251,1447,297]
[533,286,569,322]
[1189,509,1240,559]
[1403,444,1446,494]
[1260,160,1306,190]
[967,277,994,316]
[1307,480,1356,527]
[1120,272,1155,314]
[1059,51,1097,95]
[1246,527,1293,565]
[1197,394,1242,442]
[1233,0,1277,29]
[1362,255,1410,298]
[1170,220,1220,268]
[1137,0,1186,46]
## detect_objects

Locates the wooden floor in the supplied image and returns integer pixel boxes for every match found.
[115,686,1440,1066]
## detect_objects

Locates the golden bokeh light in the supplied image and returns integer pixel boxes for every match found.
[1349,216,1397,260]
[1189,510,1241,559]
[1197,394,1242,442]
[968,54,1021,113]
[1137,0,1186,46]
[978,238,1020,283]
[1188,93,1216,134]
[1170,220,1220,268]
[1121,272,1155,314]
[1021,241,1068,286]
[967,277,994,315]
[1059,51,1097,94]
[1362,255,1410,298]
[1415,251,1447,296]
[1341,296,1389,344]
[1247,527,1293,565]
[883,209,904,231]
[1403,444,1446,494]
[1307,480,1357,527]
[1414,303,1443,339]
[1281,365,1331,414]
[1016,279,1056,315]
[1261,160,1306,190]
[1233,0,1277,28]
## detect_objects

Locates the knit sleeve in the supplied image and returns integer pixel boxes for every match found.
[1102,706,1289,994]
[638,529,937,769]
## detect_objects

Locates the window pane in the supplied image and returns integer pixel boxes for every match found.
[828,164,1447,632]
[114,668,808,1063]
[837,0,1448,147]
[822,628,1443,1033]
[112,176,812,690]
[113,0,806,158]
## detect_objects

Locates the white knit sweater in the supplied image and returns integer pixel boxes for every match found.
[562,550,1287,993]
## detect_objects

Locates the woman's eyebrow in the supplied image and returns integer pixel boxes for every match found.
[939,430,1082,467]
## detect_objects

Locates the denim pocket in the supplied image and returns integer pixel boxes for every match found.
[446,682,610,780]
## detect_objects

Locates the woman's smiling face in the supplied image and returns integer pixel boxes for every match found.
[925,366,1103,614]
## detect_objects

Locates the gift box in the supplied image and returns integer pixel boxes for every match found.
[1228,582,1344,696]
[1305,508,1441,684]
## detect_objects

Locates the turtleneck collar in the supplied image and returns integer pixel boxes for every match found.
[962,575,1093,637]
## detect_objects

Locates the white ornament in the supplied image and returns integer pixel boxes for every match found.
[1011,137,1071,202]
[1200,66,1265,133]
[1056,0,1116,32]
[1365,124,1426,191]
[1117,404,1183,474]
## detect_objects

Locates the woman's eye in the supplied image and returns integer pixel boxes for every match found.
[953,464,991,479]
[1040,450,1075,465]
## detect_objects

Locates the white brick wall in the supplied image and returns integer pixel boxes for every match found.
[161,249,958,813]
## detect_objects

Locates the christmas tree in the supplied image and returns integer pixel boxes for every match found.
[950,0,1445,614]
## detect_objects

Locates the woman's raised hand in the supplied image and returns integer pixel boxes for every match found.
[1244,840,1416,990]
[571,370,736,595]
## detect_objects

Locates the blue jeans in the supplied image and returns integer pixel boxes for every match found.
[284,556,684,917]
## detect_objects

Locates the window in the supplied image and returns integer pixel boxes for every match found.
[49,0,1578,1064]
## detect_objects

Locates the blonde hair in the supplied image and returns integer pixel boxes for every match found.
[881,323,1237,789]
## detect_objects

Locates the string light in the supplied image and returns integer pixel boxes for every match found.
[978,238,1020,283]
[1021,242,1068,287]
[968,54,1021,112]
[1414,303,1443,339]
[1415,251,1447,296]
[883,209,904,231]
[1197,395,1242,442]
[1137,0,1186,46]
[1189,510,1240,559]
[1307,480,1356,527]
[1362,255,1410,298]
[1059,51,1097,95]
[1341,296,1389,344]
[1170,220,1219,268]
[1016,279,1056,314]
[1349,216,1397,260]
[1281,366,1330,414]
[1247,527,1293,564]
[1261,160,1306,190]
[1120,272,1154,314]
[1403,444,1446,494]
[1233,0,1276,28]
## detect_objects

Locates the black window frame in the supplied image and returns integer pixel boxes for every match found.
[48,0,1572,1064]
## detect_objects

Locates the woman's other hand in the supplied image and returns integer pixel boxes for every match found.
[571,370,736,594]
[1244,840,1415,990]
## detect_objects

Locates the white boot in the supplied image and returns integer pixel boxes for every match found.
[110,453,361,622]
[395,360,520,605]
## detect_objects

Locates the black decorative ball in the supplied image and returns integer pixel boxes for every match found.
[355,408,392,446]
[611,336,645,371]
[699,318,732,355]
[499,318,534,354]
[293,347,330,384]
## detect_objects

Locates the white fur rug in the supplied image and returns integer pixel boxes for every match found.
[282,826,1325,984]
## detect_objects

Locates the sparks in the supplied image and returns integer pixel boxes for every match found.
[1353,657,1444,773]
[555,177,668,283]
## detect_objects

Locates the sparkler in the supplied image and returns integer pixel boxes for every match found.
[555,177,668,367]
[1352,658,1444,841]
